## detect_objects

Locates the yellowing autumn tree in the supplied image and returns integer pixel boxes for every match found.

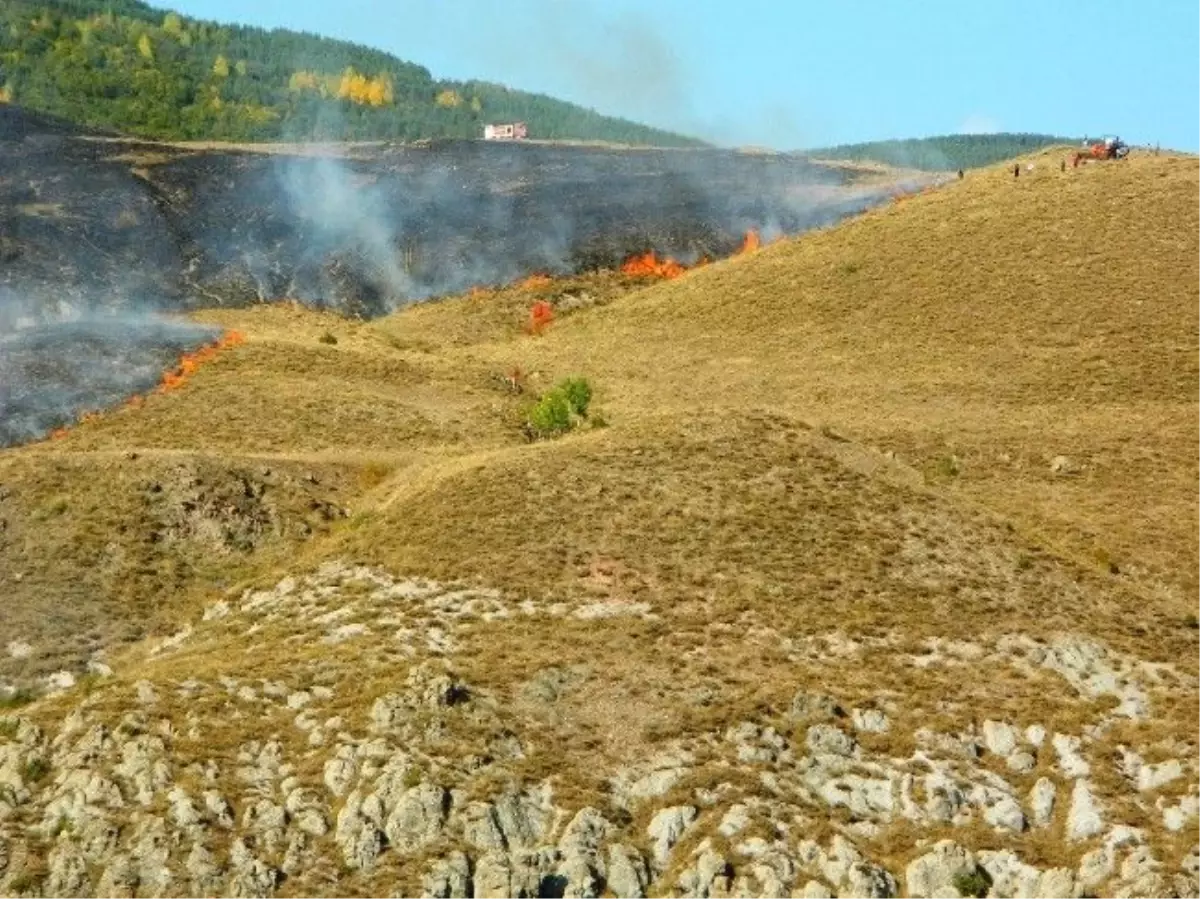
[336,67,394,107]
[364,74,394,106]
[212,54,229,77]
[435,89,461,108]
[136,33,153,61]
[161,12,184,37]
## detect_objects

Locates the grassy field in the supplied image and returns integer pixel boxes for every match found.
[0,147,1196,891]
[1,144,1195,699]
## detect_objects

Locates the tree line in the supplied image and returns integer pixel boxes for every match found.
[812,133,1077,171]
[0,0,704,146]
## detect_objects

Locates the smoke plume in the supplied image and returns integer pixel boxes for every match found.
[1,103,934,448]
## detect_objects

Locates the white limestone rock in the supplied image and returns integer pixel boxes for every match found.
[1067,779,1104,841]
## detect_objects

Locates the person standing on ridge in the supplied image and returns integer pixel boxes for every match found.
[1013,163,1020,179]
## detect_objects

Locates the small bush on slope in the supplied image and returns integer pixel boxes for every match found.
[524,377,594,441]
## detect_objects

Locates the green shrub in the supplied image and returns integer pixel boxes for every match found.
[0,688,36,710]
[22,756,50,783]
[402,767,423,789]
[952,867,993,898]
[524,377,596,441]
[526,391,573,439]
[8,874,37,894]
[319,331,338,345]
[560,377,593,417]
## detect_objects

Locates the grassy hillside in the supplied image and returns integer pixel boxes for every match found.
[6,146,1196,671]
[0,0,704,145]
[0,149,1196,896]
[813,133,1077,170]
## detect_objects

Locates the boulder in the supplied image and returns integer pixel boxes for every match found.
[852,708,891,734]
[1067,780,1104,841]
[647,805,697,868]
[1029,777,1057,828]
[806,724,856,758]
[789,692,844,721]
[981,720,1018,757]
[384,782,449,853]
[185,843,225,896]
[335,791,383,870]
[607,844,650,898]
[46,842,90,897]
[421,850,471,899]
[904,840,977,898]
[1052,734,1090,778]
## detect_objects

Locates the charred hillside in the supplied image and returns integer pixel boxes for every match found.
[1,107,914,319]
[1,106,929,446]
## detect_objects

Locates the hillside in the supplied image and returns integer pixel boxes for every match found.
[813,133,1077,170]
[0,149,1197,898]
[0,0,702,146]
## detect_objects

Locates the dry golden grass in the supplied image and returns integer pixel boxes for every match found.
[454,149,1199,612]
[2,149,1195,780]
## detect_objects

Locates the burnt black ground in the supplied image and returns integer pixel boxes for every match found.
[0,106,925,445]
[0,317,220,446]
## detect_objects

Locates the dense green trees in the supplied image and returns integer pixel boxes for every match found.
[0,0,704,146]
[812,133,1077,171]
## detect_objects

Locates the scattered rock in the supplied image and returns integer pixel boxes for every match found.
[607,844,650,899]
[905,840,978,898]
[1052,733,1091,778]
[421,850,471,899]
[806,724,856,758]
[981,720,1018,757]
[1029,777,1057,828]
[1050,455,1078,475]
[852,708,891,733]
[647,805,697,868]
[1067,779,1104,841]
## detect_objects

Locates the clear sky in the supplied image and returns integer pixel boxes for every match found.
[166,0,1199,152]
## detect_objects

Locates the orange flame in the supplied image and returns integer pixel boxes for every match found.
[739,229,761,254]
[518,273,554,290]
[40,329,245,443]
[620,250,686,280]
[157,330,245,394]
[528,300,554,336]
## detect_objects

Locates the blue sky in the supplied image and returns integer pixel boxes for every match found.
[167,0,1199,151]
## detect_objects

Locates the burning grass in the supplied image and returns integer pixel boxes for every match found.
[157,329,246,391]
[39,328,247,444]
[0,149,1194,779]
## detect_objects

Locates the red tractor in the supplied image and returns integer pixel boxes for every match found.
[1075,135,1130,165]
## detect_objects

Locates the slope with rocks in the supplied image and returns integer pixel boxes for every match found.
[0,149,1196,898]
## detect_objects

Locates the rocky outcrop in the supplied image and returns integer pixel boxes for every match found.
[0,562,1195,898]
